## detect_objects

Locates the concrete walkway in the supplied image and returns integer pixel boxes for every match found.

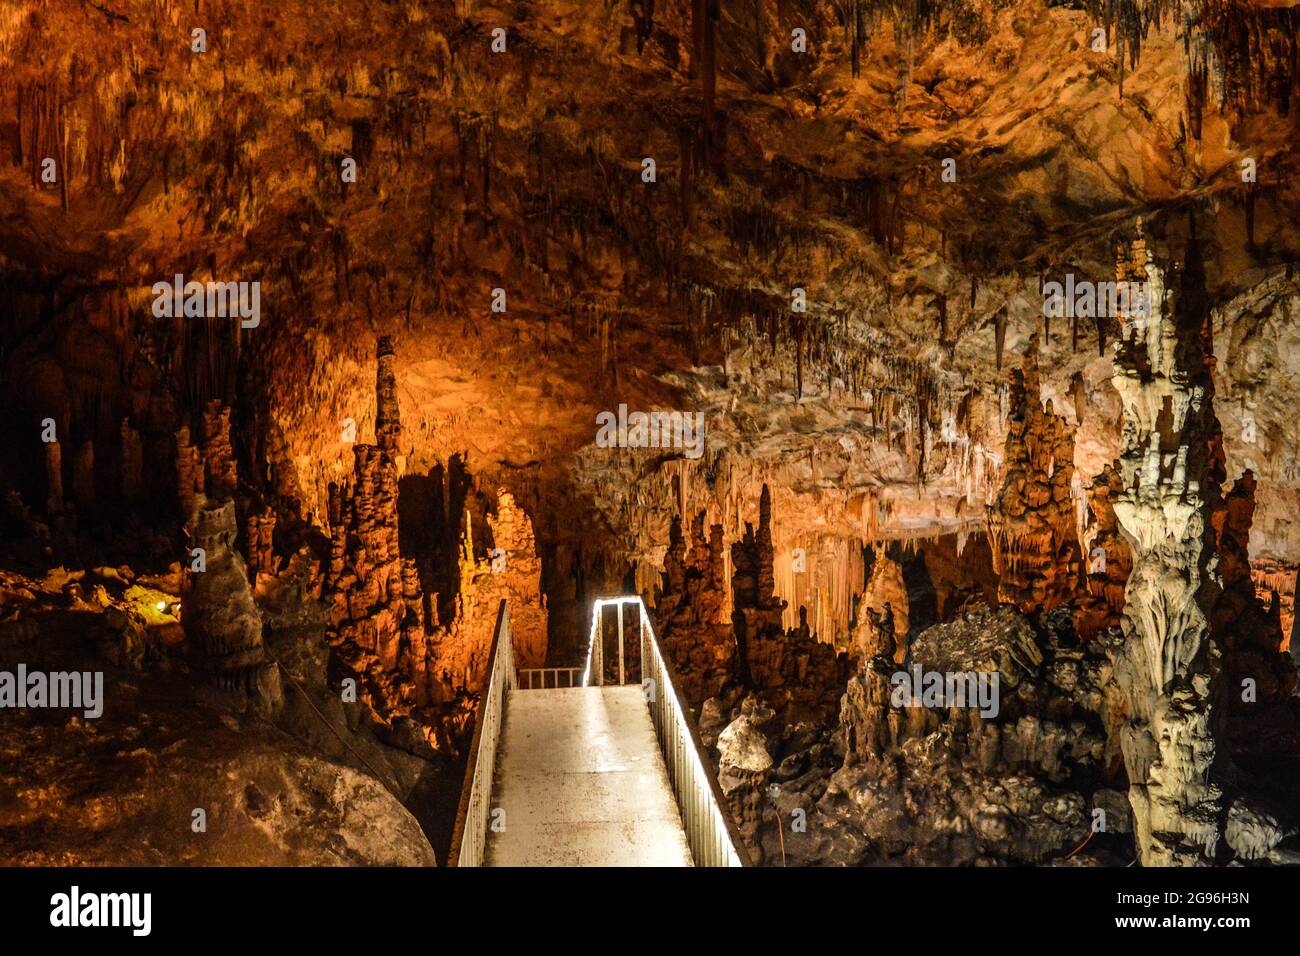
[483,685,694,866]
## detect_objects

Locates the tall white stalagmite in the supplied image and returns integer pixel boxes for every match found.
[1108,223,1225,866]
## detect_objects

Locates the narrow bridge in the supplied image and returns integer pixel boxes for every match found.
[449,597,749,867]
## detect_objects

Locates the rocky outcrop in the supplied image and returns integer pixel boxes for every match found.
[0,654,435,866]
[708,603,1121,866]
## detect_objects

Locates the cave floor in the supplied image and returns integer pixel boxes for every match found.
[484,686,693,867]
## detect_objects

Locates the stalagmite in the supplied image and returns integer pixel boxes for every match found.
[1075,464,1132,640]
[176,426,204,524]
[185,499,283,712]
[994,308,1007,371]
[44,439,64,516]
[245,508,277,575]
[853,546,908,662]
[728,485,849,721]
[375,335,402,459]
[986,344,1080,614]
[657,511,736,705]
[119,419,143,508]
[202,401,238,502]
[1107,222,1224,865]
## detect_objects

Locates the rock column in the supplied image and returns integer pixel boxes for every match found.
[1109,225,1224,865]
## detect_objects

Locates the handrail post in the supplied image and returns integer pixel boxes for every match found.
[617,599,625,686]
[594,603,604,686]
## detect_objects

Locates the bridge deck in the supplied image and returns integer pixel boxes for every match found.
[483,685,694,867]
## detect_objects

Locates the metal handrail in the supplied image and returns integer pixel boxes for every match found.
[583,595,750,867]
[517,666,583,690]
[448,599,515,867]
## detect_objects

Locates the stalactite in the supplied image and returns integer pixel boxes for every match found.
[15,80,24,170]
[795,317,805,398]
[1244,184,1257,250]
[630,0,656,53]
[850,0,864,78]
[56,95,68,212]
[704,0,718,125]
[994,307,1007,371]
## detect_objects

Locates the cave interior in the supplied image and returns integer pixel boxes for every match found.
[2,0,1300,869]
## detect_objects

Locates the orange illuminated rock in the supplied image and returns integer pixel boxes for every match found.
[1075,464,1131,640]
[987,346,1081,615]
[657,511,736,705]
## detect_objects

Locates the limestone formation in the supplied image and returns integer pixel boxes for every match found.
[326,440,415,720]
[175,425,204,523]
[325,342,548,748]
[484,491,547,668]
[202,401,238,502]
[1075,464,1132,641]
[855,547,909,662]
[987,346,1081,615]
[120,418,143,507]
[1252,558,1297,651]
[185,499,282,712]
[44,439,63,515]
[375,336,403,460]
[731,486,850,723]
[1210,471,1298,752]
[657,511,736,705]
[246,508,277,575]
[716,603,1116,866]
[3,0,1300,876]
[1107,225,1226,865]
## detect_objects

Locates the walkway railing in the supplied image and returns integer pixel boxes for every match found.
[448,599,515,867]
[517,666,583,689]
[584,596,750,867]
